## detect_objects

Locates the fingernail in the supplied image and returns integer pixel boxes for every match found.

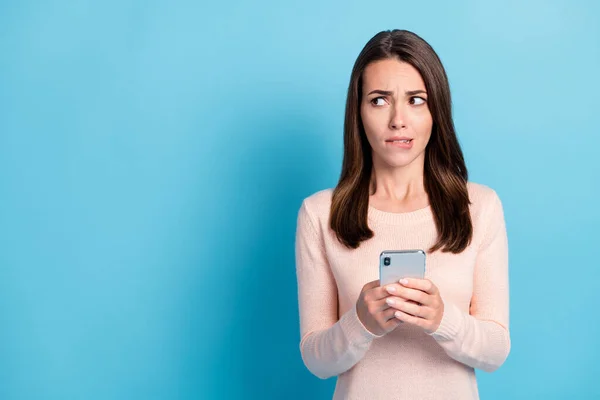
[399,279,408,285]
[386,298,395,305]
[386,286,396,293]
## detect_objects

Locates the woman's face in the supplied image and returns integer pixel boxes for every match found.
[360,58,433,170]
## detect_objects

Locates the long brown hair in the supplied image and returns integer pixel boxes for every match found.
[330,29,472,254]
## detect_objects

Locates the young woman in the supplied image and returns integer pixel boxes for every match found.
[295,29,510,399]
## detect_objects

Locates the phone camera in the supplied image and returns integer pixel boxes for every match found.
[384,257,390,266]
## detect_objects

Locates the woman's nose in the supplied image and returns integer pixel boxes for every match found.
[389,106,406,129]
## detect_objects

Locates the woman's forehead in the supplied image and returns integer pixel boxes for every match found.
[362,59,425,92]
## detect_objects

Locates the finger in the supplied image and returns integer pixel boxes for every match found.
[367,284,395,301]
[362,280,388,302]
[399,278,437,295]
[393,309,428,328]
[385,284,431,306]
[370,296,399,313]
[382,307,402,323]
[373,295,419,313]
[386,297,432,319]
[383,312,404,331]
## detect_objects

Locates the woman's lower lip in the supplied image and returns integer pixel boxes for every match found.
[386,140,413,149]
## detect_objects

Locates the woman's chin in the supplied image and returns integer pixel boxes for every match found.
[380,154,421,168]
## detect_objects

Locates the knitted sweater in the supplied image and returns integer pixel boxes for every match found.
[294,182,510,399]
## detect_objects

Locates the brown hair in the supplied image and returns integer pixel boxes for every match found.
[330,29,472,254]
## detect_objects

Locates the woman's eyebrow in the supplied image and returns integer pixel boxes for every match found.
[367,89,427,96]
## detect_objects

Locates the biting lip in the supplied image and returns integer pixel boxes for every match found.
[385,137,414,149]
[385,136,413,142]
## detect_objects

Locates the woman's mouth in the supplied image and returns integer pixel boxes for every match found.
[386,138,413,149]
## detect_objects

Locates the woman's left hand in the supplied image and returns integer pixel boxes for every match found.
[383,278,444,334]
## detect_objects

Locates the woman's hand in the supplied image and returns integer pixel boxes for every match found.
[384,278,444,334]
[356,279,403,336]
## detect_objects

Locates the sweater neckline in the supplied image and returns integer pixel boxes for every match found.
[368,203,433,225]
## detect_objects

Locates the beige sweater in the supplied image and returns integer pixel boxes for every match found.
[294,181,510,399]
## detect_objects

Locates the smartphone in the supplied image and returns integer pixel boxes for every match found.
[379,250,426,286]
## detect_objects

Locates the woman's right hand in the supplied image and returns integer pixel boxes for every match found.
[356,279,403,336]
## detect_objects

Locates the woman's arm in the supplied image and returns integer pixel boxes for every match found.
[295,200,383,379]
[427,190,511,372]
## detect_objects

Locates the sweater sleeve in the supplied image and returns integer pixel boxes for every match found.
[426,190,511,372]
[295,200,384,380]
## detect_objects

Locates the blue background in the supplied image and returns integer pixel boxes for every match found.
[1,0,599,399]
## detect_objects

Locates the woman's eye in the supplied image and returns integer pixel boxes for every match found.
[371,97,386,106]
[410,96,426,105]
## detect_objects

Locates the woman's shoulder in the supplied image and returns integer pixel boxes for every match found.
[466,180,504,226]
[299,188,334,218]
[467,181,500,204]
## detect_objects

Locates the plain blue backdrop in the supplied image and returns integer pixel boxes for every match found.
[1,0,599,399]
